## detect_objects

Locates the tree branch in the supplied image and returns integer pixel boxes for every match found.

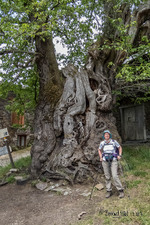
[50,1,60,11]
[116,81,150,93]
[0,49,36,55]
[14,58,33,69]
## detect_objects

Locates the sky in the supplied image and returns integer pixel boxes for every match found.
[54,37,68,55]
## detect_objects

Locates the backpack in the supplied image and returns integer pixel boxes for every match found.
[102,139,119,162]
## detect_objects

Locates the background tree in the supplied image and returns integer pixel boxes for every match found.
[0,0,150,182]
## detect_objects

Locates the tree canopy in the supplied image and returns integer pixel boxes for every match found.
[0,0,100,112]
[0,0,150,112]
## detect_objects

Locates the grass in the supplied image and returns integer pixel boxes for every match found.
[123,145,150,170]
[14,156,31,169]
[0,164,12,180]
[126,179,142,189]
[75,145,150,225]
[6,175,16,183]
[0,156,31,183]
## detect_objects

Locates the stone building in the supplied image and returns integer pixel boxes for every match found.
[0,97,34,150]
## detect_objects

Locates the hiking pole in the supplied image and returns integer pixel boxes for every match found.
[118,159,130,199]
[89,163,101,200]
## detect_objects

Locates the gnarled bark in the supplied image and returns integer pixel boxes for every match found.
[31,36,63,176]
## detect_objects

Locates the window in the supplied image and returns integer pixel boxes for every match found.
[17,135,26,147]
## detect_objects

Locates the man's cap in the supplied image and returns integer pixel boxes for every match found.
[102,130,112,139]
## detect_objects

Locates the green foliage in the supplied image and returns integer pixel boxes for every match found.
[98,2,150,102]
[0,0,103,112]
[11,123,24,129]
[0,0,150,112]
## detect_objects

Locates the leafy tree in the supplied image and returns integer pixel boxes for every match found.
[0,0,104,112]
[0,0,150,180]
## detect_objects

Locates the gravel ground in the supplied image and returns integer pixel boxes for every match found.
[0,182,104,225]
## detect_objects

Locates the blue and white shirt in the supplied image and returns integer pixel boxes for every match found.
[99,139,120,161]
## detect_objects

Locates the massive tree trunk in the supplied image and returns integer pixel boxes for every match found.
[31,2,150,183]
[31,36,63,176]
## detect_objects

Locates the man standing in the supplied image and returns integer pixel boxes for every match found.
[98,130,124,198]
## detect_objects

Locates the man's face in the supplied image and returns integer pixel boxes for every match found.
[104,132,110,140]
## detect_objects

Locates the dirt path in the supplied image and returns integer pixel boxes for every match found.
[0,182,105,225]
[0,148,105,225]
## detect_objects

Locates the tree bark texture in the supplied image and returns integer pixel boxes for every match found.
[31,3,150,183]
[31,36,63,176]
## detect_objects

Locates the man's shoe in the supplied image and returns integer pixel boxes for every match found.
[119,190,124,198]
[105,191,112,198]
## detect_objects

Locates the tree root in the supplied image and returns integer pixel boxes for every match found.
[42,168,73,185]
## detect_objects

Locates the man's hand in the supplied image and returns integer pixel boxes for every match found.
[98,149,103,162]
[117,155,122,160]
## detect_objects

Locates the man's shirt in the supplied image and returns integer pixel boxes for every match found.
[99,139,120,161]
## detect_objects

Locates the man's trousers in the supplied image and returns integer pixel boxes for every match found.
[102,160,123,191]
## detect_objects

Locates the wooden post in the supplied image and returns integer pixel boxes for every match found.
[4,138,15,168]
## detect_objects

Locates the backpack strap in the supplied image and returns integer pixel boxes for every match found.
[112,139,119,156]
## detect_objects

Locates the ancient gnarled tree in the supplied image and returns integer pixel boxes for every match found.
[0,1,150,183]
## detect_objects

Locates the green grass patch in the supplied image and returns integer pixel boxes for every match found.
[6,175,16,183]
[133,170,148,177]
[0,156,31,183]
[14,156,31,169]
[126,179,142,189]
[123,145,150,170]
[0,164,12,179]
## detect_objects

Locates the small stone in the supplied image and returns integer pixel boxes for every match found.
[36,182,48,191]
[64,191,69,195]
[52,187,65,193]
[44,186,53,192]
[78,211,86,220]
[75,188,80,192]
[44,187,50,192]
[50,185,55,189]
[80,192,91,197]
[14,176,24,180]
[66,187,72,191]
[95,183,104,191]
[10,168,18,173]
[44,185,58,192]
